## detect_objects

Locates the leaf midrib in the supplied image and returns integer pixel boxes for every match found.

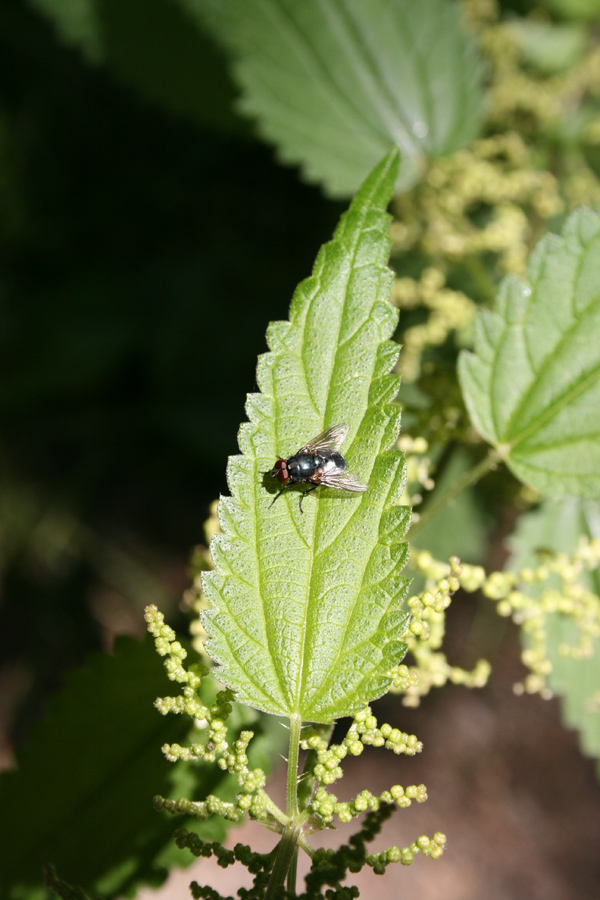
[293,161,393,717]
[503,295,600,453]
[305,461,400,713]
[333,0,421,156]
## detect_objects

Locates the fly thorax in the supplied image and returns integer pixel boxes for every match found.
[287,453,316,481]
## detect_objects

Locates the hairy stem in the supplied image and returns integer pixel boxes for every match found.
[287,845,299,896]
[409,447,503,541]
[266,822,302,900]
[266,714,303,898]
[287,714,302,819]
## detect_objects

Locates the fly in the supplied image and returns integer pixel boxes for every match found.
[266,423,368,513]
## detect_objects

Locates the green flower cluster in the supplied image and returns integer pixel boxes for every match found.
[177,807,445,900]
[144,606,447,897]
[391,269,476,382]
[460,538,600,697]
[387,526,600,705]
[389,554,491,705]
[392,132,562,275]
[300,708,426,830]
[145,604,273,824]
[388,0,600,390]
[303,805,444,899]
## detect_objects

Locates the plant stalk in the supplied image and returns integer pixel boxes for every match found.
[265,714,303,898]
[286,714,303,819]
[409,447,503,541]
[266,822,302,900]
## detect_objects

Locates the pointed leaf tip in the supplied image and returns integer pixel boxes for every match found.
[202,153,410,722]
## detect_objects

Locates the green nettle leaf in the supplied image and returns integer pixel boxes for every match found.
[459,207,600,499]
[507,498,600,772]
[184,0,483,198]
[202,149,411,724]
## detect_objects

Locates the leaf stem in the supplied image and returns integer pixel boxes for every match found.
[409,447,503,541]
[287,714,302,818]
[266,714,303,898]
[266,822,302,900]
[287,844,299,895]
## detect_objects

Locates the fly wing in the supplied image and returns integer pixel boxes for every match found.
[317,471,369,493]
[300,423,348,454]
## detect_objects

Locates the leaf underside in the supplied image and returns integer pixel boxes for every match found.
[507,498,600,774]
[459,206,600,499]
[186,0,483,198]
[202,149,411,724]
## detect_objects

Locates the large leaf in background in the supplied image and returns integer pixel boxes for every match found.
[0,636,278,900]
[202,149,411,724]
[507,498,600,774]
[26,0,239,132]
[185,0,483,198]
[459,207,600,499]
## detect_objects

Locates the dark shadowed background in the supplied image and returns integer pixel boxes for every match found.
[0,0,342,740]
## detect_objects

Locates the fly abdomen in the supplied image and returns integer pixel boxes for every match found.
[317,451,346,477]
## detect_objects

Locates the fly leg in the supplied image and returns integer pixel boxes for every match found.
[268,485,290,509]
[298,484,319,514]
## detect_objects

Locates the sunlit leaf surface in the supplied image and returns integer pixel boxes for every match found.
[202,149,411,723]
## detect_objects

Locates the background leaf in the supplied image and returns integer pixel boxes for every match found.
[24,0,239,132]
[186,0,484,198]
[507,497,600,776]
[202,149,411,724]
[0,636,280,900]
[459,207,600,499]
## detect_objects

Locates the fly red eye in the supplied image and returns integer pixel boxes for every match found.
[272,460,289,483]
[269,459,289,484]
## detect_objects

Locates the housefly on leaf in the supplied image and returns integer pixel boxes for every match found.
[266,423,368,513]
